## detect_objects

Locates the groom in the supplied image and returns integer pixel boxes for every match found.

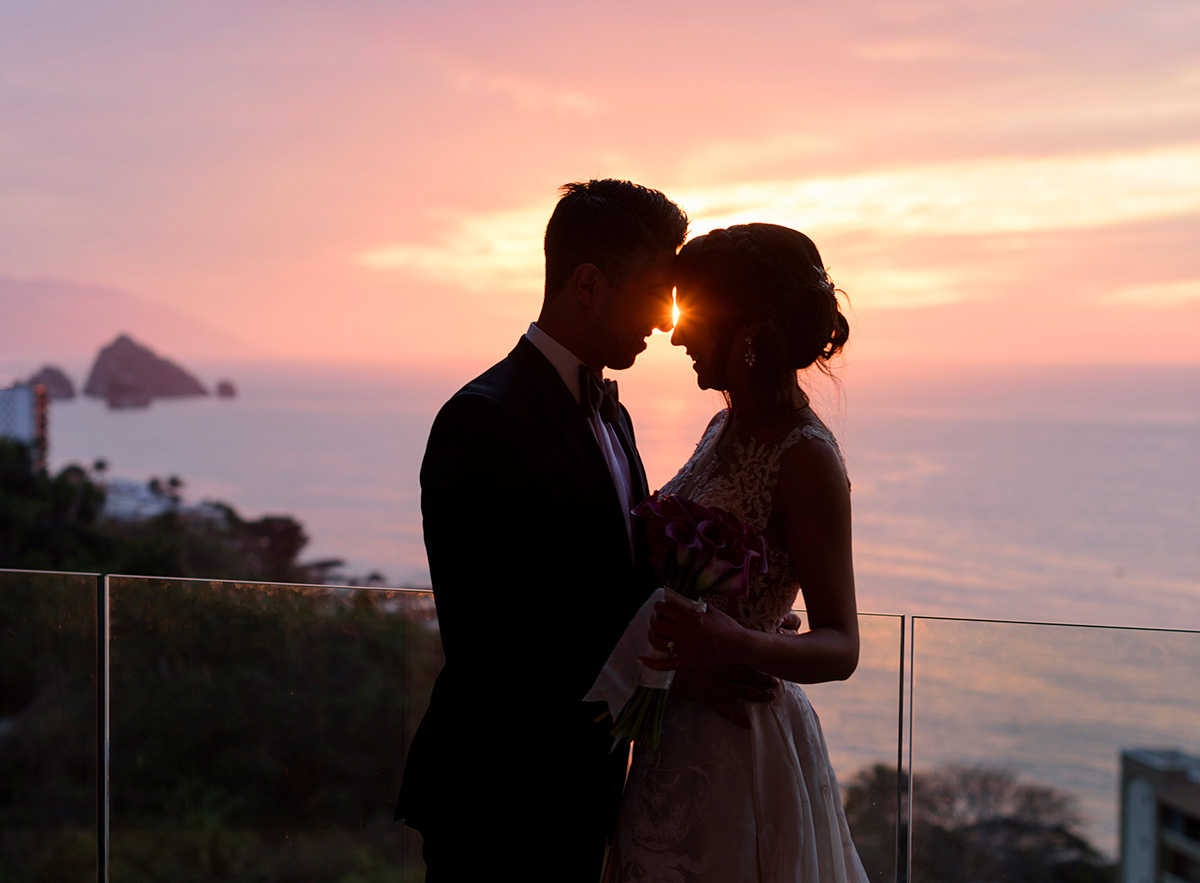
[396,179,689,879]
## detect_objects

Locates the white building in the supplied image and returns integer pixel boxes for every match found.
[1120,748,1200,883]
[0,382,48,470]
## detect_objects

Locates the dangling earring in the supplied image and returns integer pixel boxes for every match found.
[744,336,756,367]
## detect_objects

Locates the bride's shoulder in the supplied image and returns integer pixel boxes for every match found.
[783,409,841,450]
[692,409,728,448]
[775,431,852,517]
[778,412,849,486]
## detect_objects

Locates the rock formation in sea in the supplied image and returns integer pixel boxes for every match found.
[216,380,237,398]
[26,365,75,400]
[83,334,208,408]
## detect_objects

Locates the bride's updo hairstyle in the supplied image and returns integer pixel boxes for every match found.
[676,224,849,414]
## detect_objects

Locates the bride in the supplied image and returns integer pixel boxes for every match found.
[607,224,869,882]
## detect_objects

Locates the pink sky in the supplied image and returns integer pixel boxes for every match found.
[2,0,1197,367]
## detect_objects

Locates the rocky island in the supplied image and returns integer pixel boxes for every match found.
[83,334,208,409]
[26,365,75,400]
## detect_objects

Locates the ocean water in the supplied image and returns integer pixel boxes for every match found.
[39,354,1200,630]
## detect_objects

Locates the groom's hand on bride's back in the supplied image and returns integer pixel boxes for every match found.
[670,665,778,730]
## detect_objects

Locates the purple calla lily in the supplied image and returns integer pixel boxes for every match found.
[610,492,770,748]
[634,491,765,601]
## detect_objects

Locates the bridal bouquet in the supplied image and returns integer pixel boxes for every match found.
[597,493,768,749]
[636,493,768,601]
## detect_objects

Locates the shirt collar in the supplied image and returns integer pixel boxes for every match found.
[524,322,594,405]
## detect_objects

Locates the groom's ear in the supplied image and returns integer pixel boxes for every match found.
[570,263,603,308]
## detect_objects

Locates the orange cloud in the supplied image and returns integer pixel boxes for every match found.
[678,144,1200,236]
[1099,278,1200,308]
[357,144,1200,319]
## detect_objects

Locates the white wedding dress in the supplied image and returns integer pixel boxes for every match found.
[608,409,869,883]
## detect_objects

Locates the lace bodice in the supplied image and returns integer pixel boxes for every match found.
[660,408,846,633]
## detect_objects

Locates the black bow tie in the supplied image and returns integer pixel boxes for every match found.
[579,365,620,424]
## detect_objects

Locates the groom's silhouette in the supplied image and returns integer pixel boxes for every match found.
[396,180,688,879]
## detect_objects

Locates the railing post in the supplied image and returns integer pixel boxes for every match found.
[96,573,109,883]
[895,614,908,883]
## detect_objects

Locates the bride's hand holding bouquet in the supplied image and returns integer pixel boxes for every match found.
[641,594,748,671]
[586,492,768,748]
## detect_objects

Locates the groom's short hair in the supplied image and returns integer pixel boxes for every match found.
[543,179,688,299]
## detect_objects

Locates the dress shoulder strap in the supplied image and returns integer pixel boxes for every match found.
[781,412,849,479]
[702,409,728,436]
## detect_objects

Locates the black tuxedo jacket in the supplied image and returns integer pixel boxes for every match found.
[396,337,653,854]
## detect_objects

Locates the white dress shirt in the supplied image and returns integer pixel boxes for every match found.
[525,323,636,544]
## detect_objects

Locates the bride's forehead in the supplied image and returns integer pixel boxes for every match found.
[675,283,722,311]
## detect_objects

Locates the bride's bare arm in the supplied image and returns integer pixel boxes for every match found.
[645,435,860,684]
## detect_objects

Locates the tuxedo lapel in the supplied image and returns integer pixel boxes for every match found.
[611,404,648,503]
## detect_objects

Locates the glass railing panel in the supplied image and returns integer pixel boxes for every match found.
[803,612,905,882]
[106,576,440,883]
[910,617,1200,883]
[0,569,100,883]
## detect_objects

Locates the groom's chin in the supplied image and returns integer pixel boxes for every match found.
[608,343,648,371]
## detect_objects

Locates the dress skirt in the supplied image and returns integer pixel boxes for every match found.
[608,682,869,883]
